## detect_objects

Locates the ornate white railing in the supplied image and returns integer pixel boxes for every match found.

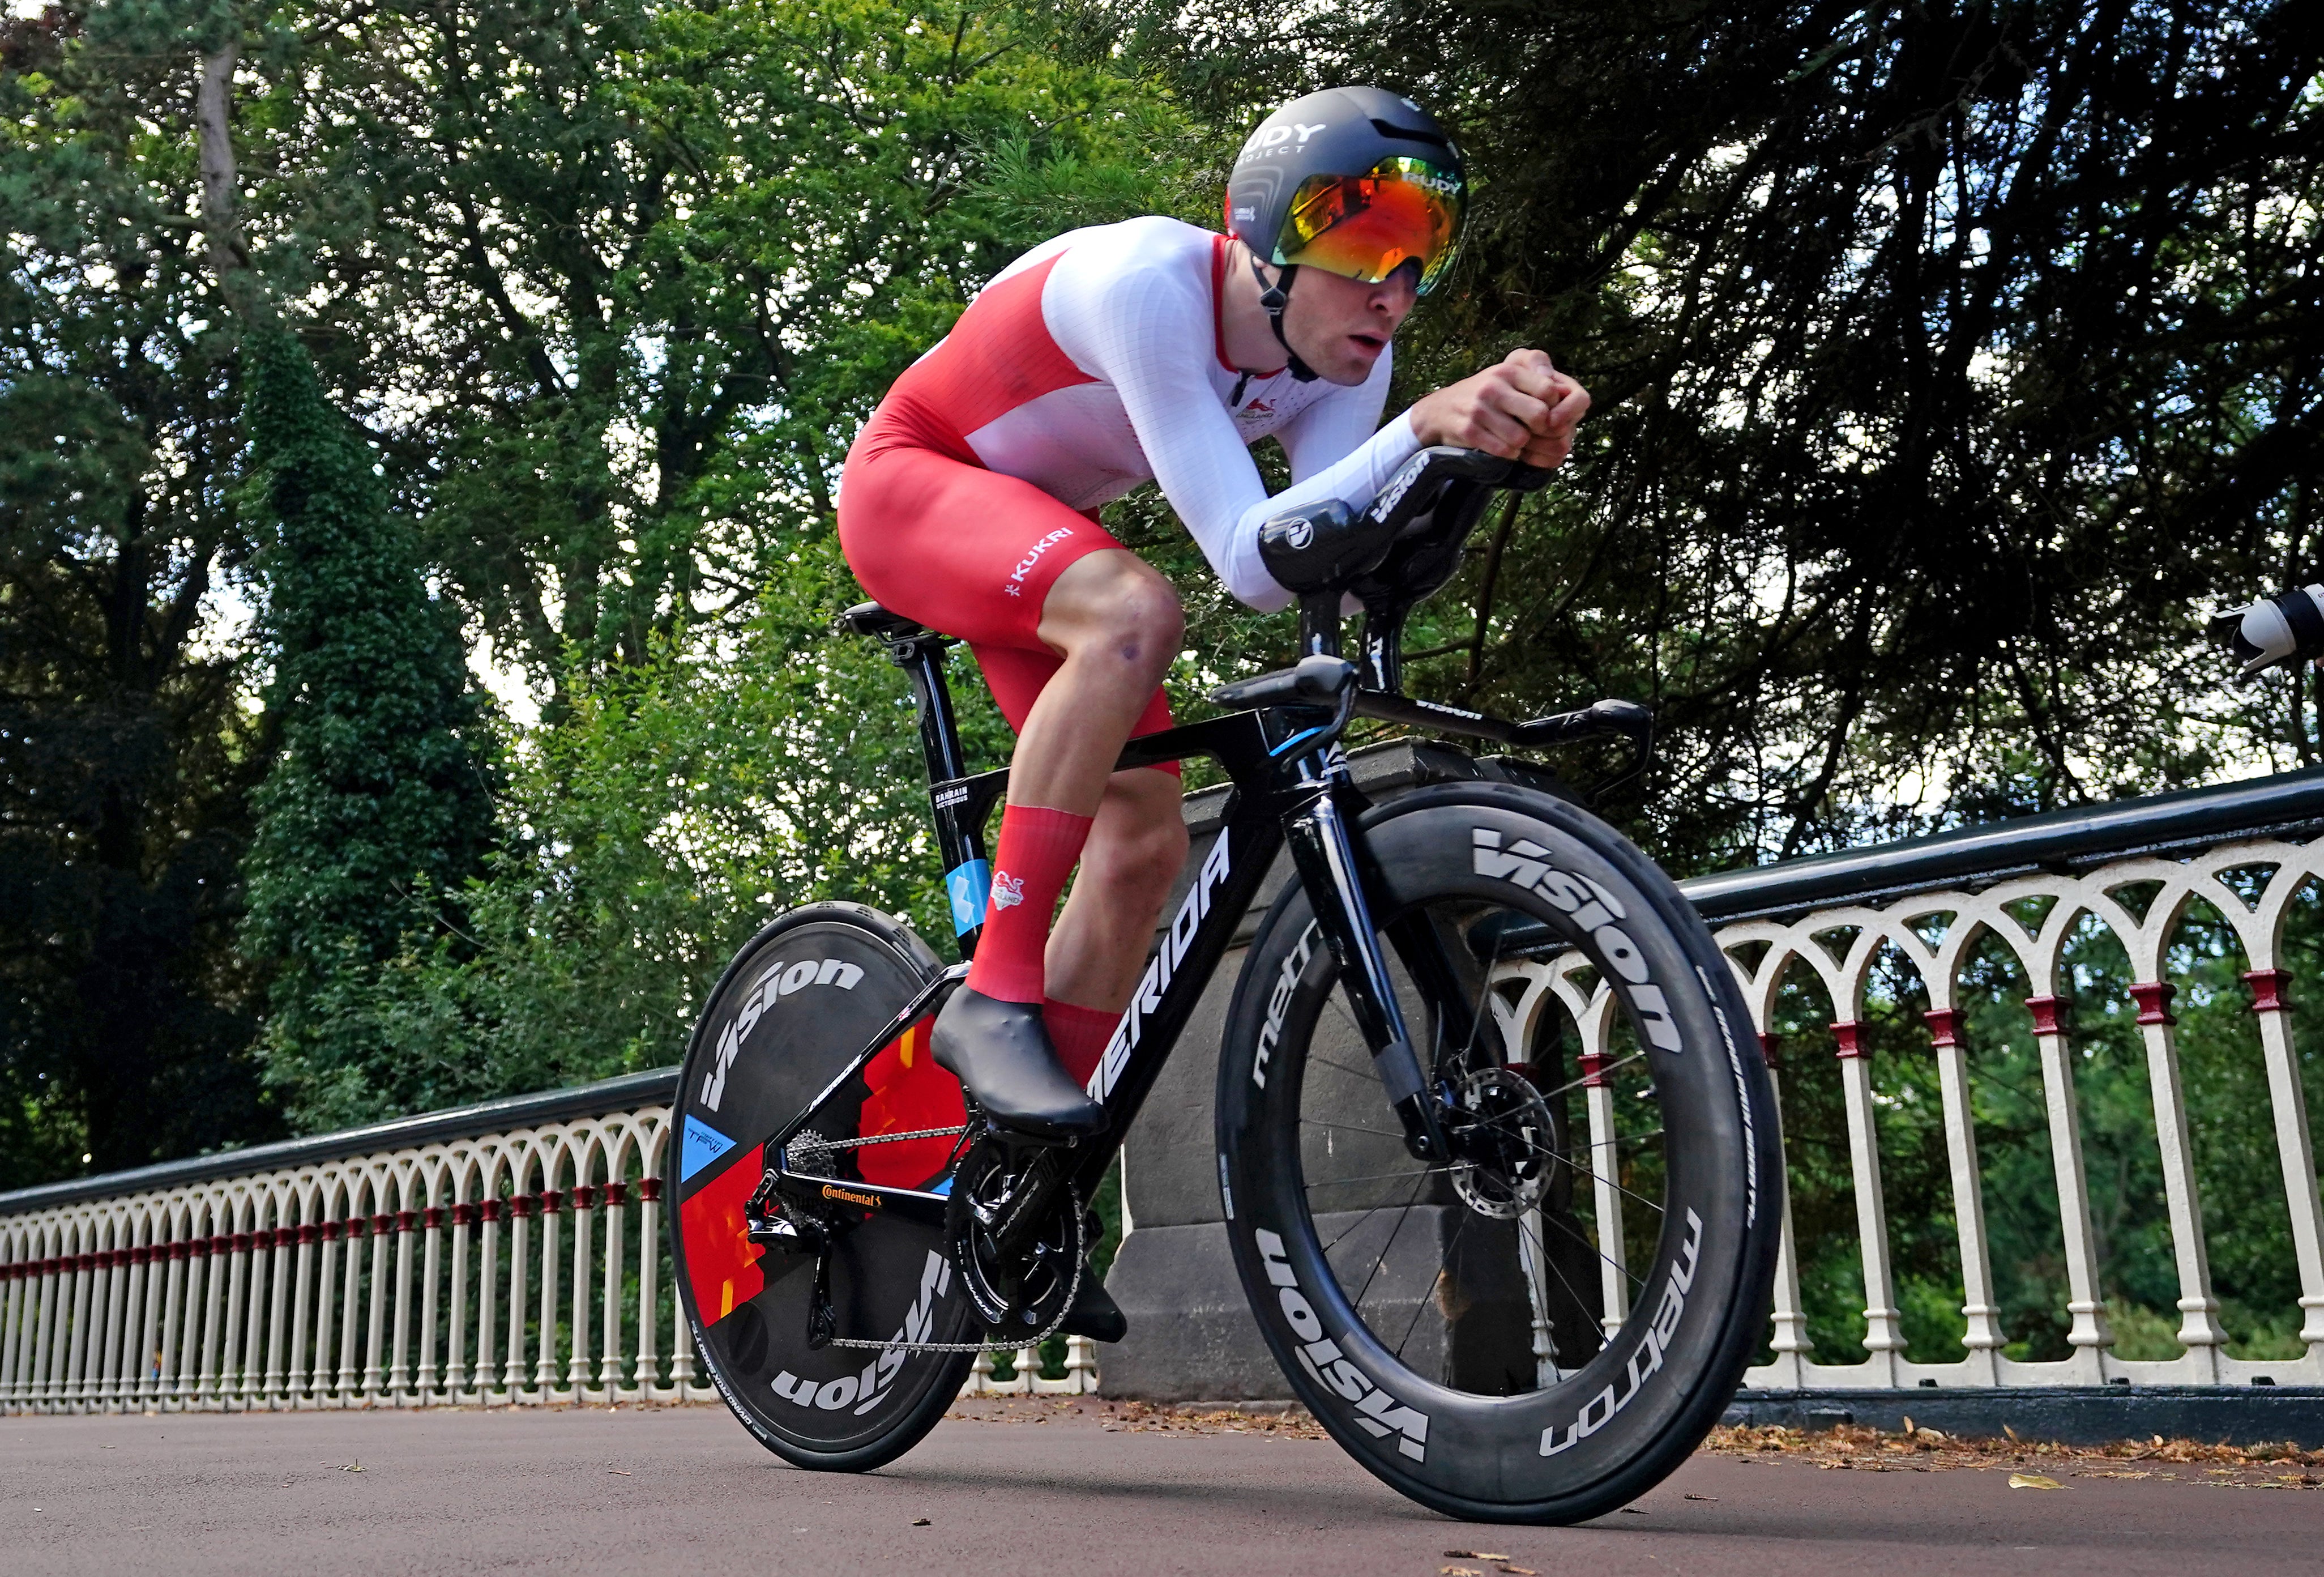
[0,1072,1091,1413]
[10,766,2323,1412]
[1492,767,2324,1390]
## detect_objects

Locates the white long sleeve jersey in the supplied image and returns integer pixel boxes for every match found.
[865,216,1422,611]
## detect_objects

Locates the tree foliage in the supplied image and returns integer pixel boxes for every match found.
[1101,0,2324,864]
[1,2,274,1182]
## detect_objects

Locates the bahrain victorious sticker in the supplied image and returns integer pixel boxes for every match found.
[770,1250,952,1417]
[1539,1208,1703,1456]
[1471,829,1684,1053]
[1257,1227,1430,1462]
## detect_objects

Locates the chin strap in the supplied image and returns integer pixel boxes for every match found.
[1248,253,1320,383]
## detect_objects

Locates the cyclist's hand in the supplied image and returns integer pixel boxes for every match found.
[1408,349,1591,468]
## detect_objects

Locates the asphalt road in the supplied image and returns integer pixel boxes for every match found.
[5,1399,2314,1576]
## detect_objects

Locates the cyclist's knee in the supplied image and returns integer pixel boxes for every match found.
[1043,553,1183,676]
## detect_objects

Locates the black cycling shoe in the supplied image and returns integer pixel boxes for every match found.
[1060,1264,1127,1344]
[932,987,1106,1140]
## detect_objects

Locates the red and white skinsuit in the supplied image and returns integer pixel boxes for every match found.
[838,216,1424,739]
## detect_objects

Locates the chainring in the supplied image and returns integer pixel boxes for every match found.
[944,1141,1086,1336]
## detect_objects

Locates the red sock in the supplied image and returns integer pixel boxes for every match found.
[1044,999,1122,1089]
[966,804,1093,1003]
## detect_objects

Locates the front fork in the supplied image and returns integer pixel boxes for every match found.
[1282,782,1451,1165]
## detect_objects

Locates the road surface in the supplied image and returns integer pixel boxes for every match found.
[5,1397,2313,1575]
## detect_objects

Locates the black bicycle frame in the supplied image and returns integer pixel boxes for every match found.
[755,623,1454,1240]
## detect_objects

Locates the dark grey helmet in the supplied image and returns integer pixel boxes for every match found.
[1225,86,1466,294]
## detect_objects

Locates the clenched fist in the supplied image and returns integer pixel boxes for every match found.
[1408,348,1590,470]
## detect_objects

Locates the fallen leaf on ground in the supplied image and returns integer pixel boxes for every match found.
[1443,1554,1507,1562]
[1499,1566,1538,1575]
[340,1461,364,1473]
[607,1469,630,1476]
[1442,1567,1482,1576]
[1902,1416,1914,1434]
[2008,1473,2062,1490]
[1620,1507,1647,1515]
[1684,1493,1718,1502]
[2003,1424,2021,1442]
[912,1518,932,1527]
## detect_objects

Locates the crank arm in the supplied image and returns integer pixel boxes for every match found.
[1284,788,1449,1164]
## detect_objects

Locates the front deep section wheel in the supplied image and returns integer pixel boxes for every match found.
[670,903,977,1472]
[1215,783,1782,1523]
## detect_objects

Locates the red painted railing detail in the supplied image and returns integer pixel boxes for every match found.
[1830,1020,1865,1059]
[230,1231,252,1255]
[1923,1007,1963,1049]
[540,1190,562,1216]
[2245,967,2291,1015]
[2129,981,2178,1027]
[345,1216,367,1239]
[321,1220,343,1242]
[2024,995,2069,1037]
[396,1209,418,1234]
[603,1181,627,1208]
[510,1195,537,1219]
[479,1199,502,1224]
[297,1223,319,1246]
[571,1184,595,1211]
[424,1207,445,1230]
[1579,1049,1609,1088]
[1757,1033,1780,1071]
[638,1178,662,1203]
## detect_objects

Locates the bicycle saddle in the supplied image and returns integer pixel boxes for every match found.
[839,600,929,641]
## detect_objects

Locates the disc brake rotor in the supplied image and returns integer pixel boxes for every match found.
[1446,1064,1558,1220]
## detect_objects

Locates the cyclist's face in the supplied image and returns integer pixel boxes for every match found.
[1287,262,1419,386]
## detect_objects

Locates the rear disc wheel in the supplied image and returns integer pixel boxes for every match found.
[669,903,977,1472]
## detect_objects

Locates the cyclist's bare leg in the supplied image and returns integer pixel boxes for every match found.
[1015,548,1186,1009]
[1046,766,1189,1012]
[1014,549,1182,809]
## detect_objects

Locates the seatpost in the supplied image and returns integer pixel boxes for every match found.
[887,634,992,957]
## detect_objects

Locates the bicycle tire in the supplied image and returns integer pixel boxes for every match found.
[1215,783,1781,1523]
[670,902,977,1472]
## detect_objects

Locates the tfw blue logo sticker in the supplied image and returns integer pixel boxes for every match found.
[945,859,991,935]
[681,1115,736,1182]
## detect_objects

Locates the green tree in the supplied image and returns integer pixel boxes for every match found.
[313,535,1015,1126]
[1100,0,2323,867]
[0,3,275,1181]
[191,27,499,1131]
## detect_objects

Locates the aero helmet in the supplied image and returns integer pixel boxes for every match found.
[1224,87,1466,378]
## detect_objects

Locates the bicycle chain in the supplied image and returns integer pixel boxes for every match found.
[783,1131,1086,1356]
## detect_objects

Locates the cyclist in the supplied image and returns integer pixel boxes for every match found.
[836,88,1590,1324]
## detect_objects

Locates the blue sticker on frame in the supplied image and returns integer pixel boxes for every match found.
[680,1115,736,1182]
[945,859,991,935]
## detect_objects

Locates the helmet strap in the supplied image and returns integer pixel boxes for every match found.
[1249,254,1319,383]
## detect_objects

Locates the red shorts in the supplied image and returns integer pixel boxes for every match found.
[838,407,1177,768]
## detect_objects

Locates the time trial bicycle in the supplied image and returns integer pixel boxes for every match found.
[668,445,1782,1524]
